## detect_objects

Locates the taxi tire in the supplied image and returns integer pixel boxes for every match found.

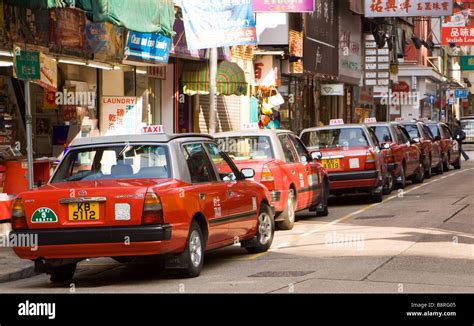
[443,153,450,172]
[453,156,461,170]
[276,189,296,231]
[243,203,274,254]
[383,171,395,195]
[316,180,329,217]
[48,263,77,283]
[434,158,444,175]
[371,189,383,203]
[412,161,425,184]
[180,221,204,278]
[424,157,432,179]
[394,164,406,190]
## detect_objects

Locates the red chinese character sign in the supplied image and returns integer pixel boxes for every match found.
[100,97,143,136]
[365,0,453,17]
[441,1,474,45]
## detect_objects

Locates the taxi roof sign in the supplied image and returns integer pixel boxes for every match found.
[395,117,404,122]
[364,117,377,124]
[329,119,345,126]
[142,125,164,134]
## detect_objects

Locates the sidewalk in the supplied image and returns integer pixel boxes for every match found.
[0,223,37,283]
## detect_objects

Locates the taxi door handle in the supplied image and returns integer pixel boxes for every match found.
[199,193,206,200]
[291,169,296,175]
[227,190,234,197]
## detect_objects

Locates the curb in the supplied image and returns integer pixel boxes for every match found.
[0,264,38,283]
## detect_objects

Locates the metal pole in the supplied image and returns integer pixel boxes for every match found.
[209,47,218,134]
[25,80,34,189]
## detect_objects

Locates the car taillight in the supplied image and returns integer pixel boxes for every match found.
[11,198,28,230]
[260,164,275,191]
[365,152,376,170]
[141,191,164,225]
[385,152,395,164]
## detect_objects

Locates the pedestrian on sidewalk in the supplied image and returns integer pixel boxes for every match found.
[453,120,470,161]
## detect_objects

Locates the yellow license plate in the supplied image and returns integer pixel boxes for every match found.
[322,159,341,169]
[68,202,99,221]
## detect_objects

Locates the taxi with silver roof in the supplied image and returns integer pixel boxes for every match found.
[11,133,275,282]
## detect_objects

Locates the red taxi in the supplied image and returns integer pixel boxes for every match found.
[425,122,461,170]
[399,121,443,177]
[367,121,425,191]
[11,134,275,282]
[214,130,329,231]
[300,123,388,202]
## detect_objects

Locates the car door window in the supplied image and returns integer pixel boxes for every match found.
[183,143,216,183]
[422,125,434,140]
[278,135,298,163]
[367,128,380,148]
[204,143,239,182]
[442,125,452,139]
[395,126,409,144]
[288,134,310,163]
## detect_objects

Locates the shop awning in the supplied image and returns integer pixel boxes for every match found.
[6,0,175,37]
[182,61,248,96]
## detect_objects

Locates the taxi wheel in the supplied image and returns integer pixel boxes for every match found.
[394,164,406,190]
[371,188,383,203]
[316,180,329,217]
[383,171,395,195]
[424,157,432,179]
[434,158,444,174]
[244,203,274,254]
[276,189,296,230]
[181,221,204,278]
[453,156,461,170]
[412,161,425,184]
[48,263,77,283]
[443,154,450,172]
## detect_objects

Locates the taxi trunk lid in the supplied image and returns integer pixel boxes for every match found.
[21,179,172,229]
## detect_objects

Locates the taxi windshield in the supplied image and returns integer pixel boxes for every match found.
[51,145,170,183]
[301,128,369,149]
[216,136,274,161]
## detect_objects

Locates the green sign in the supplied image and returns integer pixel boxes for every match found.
[31,207,58,223]
[14,49,40,80]
[460,56,474,71]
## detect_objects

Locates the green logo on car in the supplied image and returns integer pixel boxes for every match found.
[31,208,58,223]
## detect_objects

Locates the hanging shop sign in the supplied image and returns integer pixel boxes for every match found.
[124,31,171,64]
[392,81,410,93]
[454,89,468,99]
[4,5,50,49]
[254,56,280,87]
[252,0,315,12]
[86,21,124,62]
[441,1,474,45]
[364,0,453,18]
[100,97,143,136]
[321,84,344,96]
[37,53,57,91]
[179,0,257,50]
[170,16,205,60]
[49,8,88,57]
[364,34,389,94]
[13,49,40,81]
[148,66,167,79]
[460,56,474,70]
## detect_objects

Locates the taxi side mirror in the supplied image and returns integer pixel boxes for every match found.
[311,151,322,161]
[412,137,421,144]
[381,143,391,150]
[241,168,255,179]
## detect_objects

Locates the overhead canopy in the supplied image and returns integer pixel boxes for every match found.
[182,61,248,96]
[6,0,175,36]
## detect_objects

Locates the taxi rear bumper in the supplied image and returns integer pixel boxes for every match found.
[328,170,379,190]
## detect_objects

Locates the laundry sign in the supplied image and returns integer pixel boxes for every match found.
[321,84,344,96]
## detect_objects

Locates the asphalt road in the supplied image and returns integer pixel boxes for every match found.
[1,150,473,294]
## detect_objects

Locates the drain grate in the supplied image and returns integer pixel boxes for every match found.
[249,271,313,278]
[357,215,395,219]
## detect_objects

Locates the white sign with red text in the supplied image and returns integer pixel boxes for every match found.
[364,117,377,124]
[100,96,143,136]
[142,125,164,134]
[330,119,345,126]
[364,0,453,18]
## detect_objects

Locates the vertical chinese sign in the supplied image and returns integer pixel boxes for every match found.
[100,97,143,136]
[364,0,453,17]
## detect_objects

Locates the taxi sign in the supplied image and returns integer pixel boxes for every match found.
[364,117,377,124]
[142,125,164,134]
[395,117,404,122]
[329,119,345,126]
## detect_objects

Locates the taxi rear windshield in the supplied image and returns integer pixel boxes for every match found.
[301,128,369,149]
[216,136,274,160]
[51,145,170,183]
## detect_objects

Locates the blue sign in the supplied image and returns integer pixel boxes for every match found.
[454,89,468,99]
[429,95,436,105]
[179,0,257,50]
[124,31,171,63]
